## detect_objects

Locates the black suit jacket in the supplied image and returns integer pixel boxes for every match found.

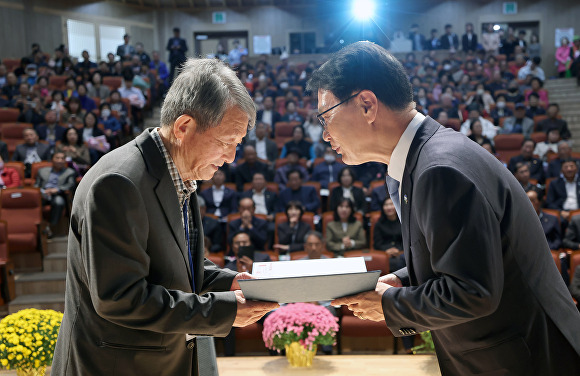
[277,186,320,213]
[0,141,8,162]
[256,109,281,132]
[200,187,238,219]
[329,186,365,213]
[547,158,579,179]
[36,124,67,144]
[508,155,545,183]
[539,212,562,250]
[12,142,52,162]
[276,221,311,252]
[202,215,223,253]
[370,184,387,212]
[247,138,278,165]
[234,161,270,191]
[227,217,268,251]
[563,215,580,250]
[382,117,580,375]
[546,177,580,210]
[241,189,277,215]
[439,33,459,50]
[166,37,188,64]
[462,33,478,52]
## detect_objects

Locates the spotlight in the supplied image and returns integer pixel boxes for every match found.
[493,24,501,31]
[352,0,376,21]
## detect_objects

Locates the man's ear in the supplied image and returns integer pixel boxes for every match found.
[358,90,378,124]
[173,115,196,142]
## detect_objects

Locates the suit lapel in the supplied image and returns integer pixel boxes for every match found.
[136,130,192,284]
[400,117,441,284]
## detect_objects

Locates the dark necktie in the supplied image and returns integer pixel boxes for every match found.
[182,198,196,292]
[386,175,402,221]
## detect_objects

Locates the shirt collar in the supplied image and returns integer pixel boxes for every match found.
[151,128,197,203]
[387,112,426,183]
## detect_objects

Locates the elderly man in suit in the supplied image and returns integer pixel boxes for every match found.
[508,139,545,183]
[308,41,580,375]
[547,141,576,178]
[234,145,270,191]
[52,58,277,376]
[200,168,238,221]
[546,159,580,222]
[526,187,562,251]
[247,122,278,166]
[35,151,76,237]
[13,128,52,177]
[277,169,320,213]
[240,171,277,219]
[227,197,268,251]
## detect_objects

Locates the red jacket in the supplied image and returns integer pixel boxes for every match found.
[1,168,21,188]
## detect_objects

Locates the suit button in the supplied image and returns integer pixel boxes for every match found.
[399,329,405,335]
[187,341,195,350]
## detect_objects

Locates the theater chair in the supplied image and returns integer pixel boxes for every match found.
[0,108,20,124]
[0,188,45,270]
[24,161,52,187]
[0,220,16,304]
[1,122,33,157]
[48,75,68,91]
[206,252,224,268]
[103,76,123,90]
[494,134,524,164]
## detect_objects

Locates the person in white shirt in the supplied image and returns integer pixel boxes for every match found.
[460,107,498,140]
[534,129,562,160]
[517,56,546,81]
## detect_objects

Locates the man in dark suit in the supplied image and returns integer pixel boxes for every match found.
[166,27,188,83]
[256,96,282,137]
[116,34,135,62]
[308,41,580,375]
[310,147,344,188]
[439,24,459,50]
[370,183,387,212]
[408,24,426,51]
[13,128,52,178]
[247,122,278,166]
[200,168,238,221]
[241,172,277,219]
[426,29,441,50]
[36,110,66,149]
[508,139,545,183]
[537,104,572,140]
[234,145,270,191]
[35,151,76,236]
[227,197,268,251]
[51,58,277,376]
[277,169,320,213]
[526,187,562,250]
[197,196,224,253]
[548,141,576,178]
[546,159,580,222]
[462,22,478,53]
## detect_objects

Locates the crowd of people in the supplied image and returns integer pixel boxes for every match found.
[1,20,580,353]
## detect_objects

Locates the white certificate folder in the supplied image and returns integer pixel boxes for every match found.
[238,257,380,303]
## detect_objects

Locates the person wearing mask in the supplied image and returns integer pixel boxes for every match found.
[325,198,366,256]
[0,156,21,188]
[489,95,513,126]
[508,139,545,183]
[465,83,495,112]
[546,159,580,221]
[311,147,344,189]
[98,102,122,149]
[501,103,535,138]
[273,200,311,254]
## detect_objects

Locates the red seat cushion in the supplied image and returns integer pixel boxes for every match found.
[8,233,37,253]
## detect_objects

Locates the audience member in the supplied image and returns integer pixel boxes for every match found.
[482,23,500,55]
[273,200,311,254]
[486,71,507,96]
[325,198,366,256]
[467,119,493,147]
[537,104,571,139]
[82,112,107,164]
[116,33,135,62]
[505,80,524,103]
[36,110,66,148]
[134,42,151,65]
[525,77,549,107]
[432,93,460,119]
[98,102,122,147]
[166,27,188,83]
[329,167,365,213]
[12,128,51,176]
[352,162,386,188]
[0,64,6,88]
[87,72,110,101]
[35,152,76,237]
[465,83,495,112]
[200,168,238,221]
[280,101,304,124]
[280,126,312,160]
[55,127,90,167]
[556,37,572,78]
[311,147,344,189]
[17,97,45,127]
[274,150,309,189]
[534,129,562,160]
[227,197,268,251]
[525,93,547,118]
[256,96,281,136]
[489,95,513,126]
[460,107,497,139]
[118,68,145,130]
[241,172,277,219]
[0,139,8,162]
[508,139,545,183]
[149,50,169,91]
[61,97,86,126]
[546,158,580,220]
[547,141,575,178]
[0,156,20,188]
[108,90,130,129]
[234,145,270,191]
[277,169,320,213]
[513,162,535,190]
[302,231,327,260]
[1,72,19,100]
[501,103,534,138]
[462,22,478,53]
[76,83,96,112]
[247,122,278,165]
[526,187,562,251]
[517,56,545,81]
[197,196,223,253]
[228,40,248,66]
[75,50,97,73]
[427,28,441,50]
[408,24,426,51]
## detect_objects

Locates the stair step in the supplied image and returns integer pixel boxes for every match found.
[43,253,67,272]
[14,272,66,295]
[8,293,65,314]
[47,236,68,255]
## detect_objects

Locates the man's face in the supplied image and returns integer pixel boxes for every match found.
[124,36,130,44]
[287,152,299,165]
[19,83,29,96]
[529,96,538,107]
[548,105,558,118]
[563,161,578,180]
[287,171,302,191]
[244,146,257,164]
[239,198,254,216]
[514,165,530,184]
[172,107,248,181]
[108,53,115,62]
[304,234,323,259]
[526,191,541,213]
[232,233,251,255]
[23,130,37,145]
[468,110,480,123]
[152,51,160,61]
[45,111,57,124]
[548,130,561,144]
[82,51,89,60]
[77,85,87,96]
[252,173,266,191]
[436,111,448,124]
[445,27,452,35]
[263,97,273,110]
[255,123,267,139]
[212,170,225,186]
[515,108,526,120]
[521,141,534,158]
[559,143,571,159]
[52,153,66,171]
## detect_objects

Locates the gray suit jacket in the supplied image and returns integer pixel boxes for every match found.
[501,116,535,139]
[35,167,76,192]
[382,117,580,375]
[52,129,238,375]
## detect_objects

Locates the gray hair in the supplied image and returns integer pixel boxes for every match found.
[197,195,206,208]
[160,58,256,133]
[304,230,324,243]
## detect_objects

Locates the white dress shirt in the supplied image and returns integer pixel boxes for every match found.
[212,185,225,217]
[252,189,268,215]
[563,177,579,211]
[387,112,426,203]
[255,138,267,160]
[262,110,272,126]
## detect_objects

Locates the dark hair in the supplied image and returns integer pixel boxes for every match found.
[561,158,577,169]
[230,230,251,247]
[470,119,482,131]
[36,76,48,85]
[445,24,452,29]
[306,41,413,111]
[99,102,111,111]
[77,83,87,93]
[548,103,560,110]
[531,77,543,87]
[528,92,539,100]
[379,197,397,221]
[285,200,305,220]
[431,28,438,34]
[532,56,541,65]
[173,27,180,33]
[110,89,120,98]
[123,33,129,38]
[338,167,357,186]
[481,140,496,153]
[67,97,82,114]
[62,127,83,147]
[522,138,536,148]
[333,198,356,223]
[122,67,135,82]
[514,161,529,174]
[286,168,303,180]
[84,111,98,127]
[525,185,544,201]
[52,90,63,100]
[65,77,75,85]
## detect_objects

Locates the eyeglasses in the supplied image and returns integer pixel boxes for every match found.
[316,90,362,128]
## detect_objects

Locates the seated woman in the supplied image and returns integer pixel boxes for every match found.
[56,128,91,173]
[61,96,86,127]
[326,198,366,256]
[273,200,311,254]
[373,198,405,272]
[82,112,106,165]
[329,167,366,213]
[524,77,549,107]
[0,156,21,188]
[467,119,492,147]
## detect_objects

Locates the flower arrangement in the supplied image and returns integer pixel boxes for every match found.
[412,331,436,354]
[262,303,339,352]
[0,309,63,373]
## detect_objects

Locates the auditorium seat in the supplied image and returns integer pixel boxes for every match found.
[338,305,395,354]
[242,182,279,194]
[367,211,382,251]
[533,115,549,131]
[0,220,14,304]
[0,108,20,124]
[103,76,123,90]
[206,252,224,268]
[1,123,33,156]
[494,134,524,164]
[530,132,546,144]
[0,188,44,255]
[274,157,308,169]
[344,250,389,276]
[48,75,68,91]
[273,211,315,245]
[274,121,297,149]
[24,161,52,187]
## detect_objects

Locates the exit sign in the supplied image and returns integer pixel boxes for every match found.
[503,2,517,14]
[212,11,226,24]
